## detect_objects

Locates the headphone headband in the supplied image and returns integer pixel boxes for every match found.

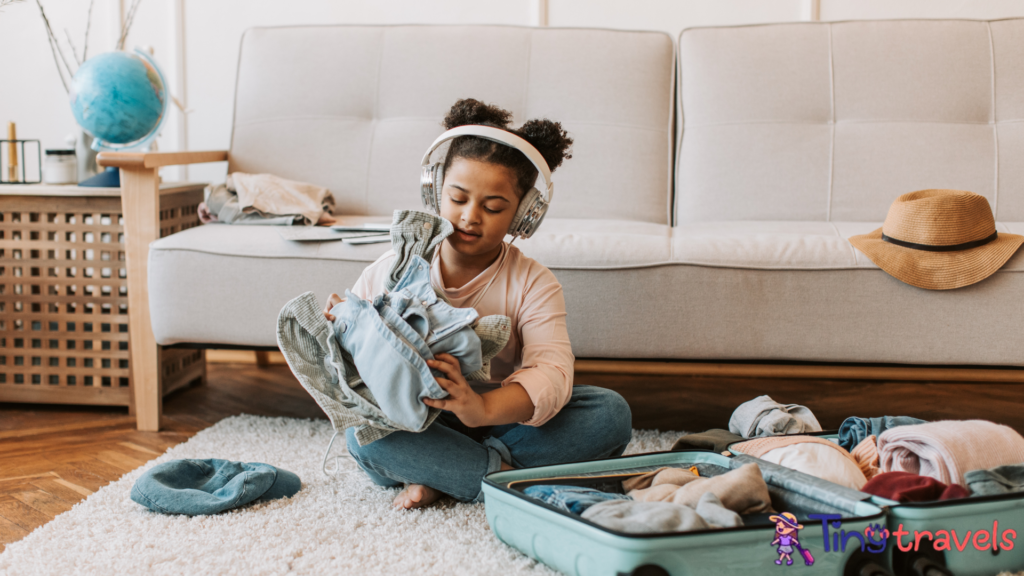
[420,125,554,203]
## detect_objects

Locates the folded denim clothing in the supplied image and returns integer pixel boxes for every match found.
[671,429,744,453]
[332,256,482,431]
[130,459,301,515]
[581,492,742,534]
[627,463,772,514]
[964,464,1024,496]
[861,471,970,503]
[277,210,511,446]
[523,485,631,515]
[838,415,927,452]
[878,420,1024,485]
[757,443,868,490]
[728,395,822,439]
[852,435,881,481]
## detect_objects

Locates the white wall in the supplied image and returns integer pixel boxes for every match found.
[3,0,1024,185]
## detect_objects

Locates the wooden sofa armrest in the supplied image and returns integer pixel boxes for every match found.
[97,150,229,169]
[97,150,228,433]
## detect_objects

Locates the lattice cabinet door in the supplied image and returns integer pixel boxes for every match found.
[0,187,206,406]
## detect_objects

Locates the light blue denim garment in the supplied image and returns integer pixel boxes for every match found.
[278,209,511,448]
[388,253,484,373]
[346,385,634,503]
[130,459,301,515]
[332,255,483,431]
[524,485,632,514]
[837,416,928,451]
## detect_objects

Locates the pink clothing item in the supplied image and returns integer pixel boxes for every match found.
[351,242,574,426]
[731,435,857,464]
[852,435,881,481]
[878,420,1024,485]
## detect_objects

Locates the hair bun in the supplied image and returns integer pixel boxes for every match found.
[442,98,513,130]
[515,119,574,172]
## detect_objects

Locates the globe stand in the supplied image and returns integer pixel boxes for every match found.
[79,165,120,187]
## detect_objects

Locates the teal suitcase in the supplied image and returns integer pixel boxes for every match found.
[482,450,889,576]
[728,433,1024,576]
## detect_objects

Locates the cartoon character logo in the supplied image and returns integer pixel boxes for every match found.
[771,512,814,567]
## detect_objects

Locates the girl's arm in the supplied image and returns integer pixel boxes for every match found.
[500,268,574,426]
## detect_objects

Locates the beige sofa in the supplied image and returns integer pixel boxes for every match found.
[101,20,1024,430]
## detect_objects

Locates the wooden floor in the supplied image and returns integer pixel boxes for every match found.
[2,361,1023,554]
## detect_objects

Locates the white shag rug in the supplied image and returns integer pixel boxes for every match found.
[0,415,681,576]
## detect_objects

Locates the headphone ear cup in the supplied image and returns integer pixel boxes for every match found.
[508,187,547,239]
[432,163,445,214]
[420,165,436,212]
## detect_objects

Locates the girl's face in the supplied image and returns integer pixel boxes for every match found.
[440,158,521,257]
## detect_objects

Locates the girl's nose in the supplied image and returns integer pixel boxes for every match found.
[462,205,481,224]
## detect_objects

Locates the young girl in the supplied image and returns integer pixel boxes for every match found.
[322,98,633,509]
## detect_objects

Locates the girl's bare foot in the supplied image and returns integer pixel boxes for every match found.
[393,484,444,509]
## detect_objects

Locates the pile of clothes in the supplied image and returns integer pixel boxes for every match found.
[203,172,336,226]
[523,462,773,534]
[277,210,511,447]
[673,395,1024,504]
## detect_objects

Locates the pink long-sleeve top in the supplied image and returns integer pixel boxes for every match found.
[350,242,574,426]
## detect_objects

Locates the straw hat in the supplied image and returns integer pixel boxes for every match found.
[769,512,803,530]
[849,190,1024,290]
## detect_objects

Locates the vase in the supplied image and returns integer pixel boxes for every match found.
[76,128,99,183]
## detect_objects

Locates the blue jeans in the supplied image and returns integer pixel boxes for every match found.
[345,385,632,503]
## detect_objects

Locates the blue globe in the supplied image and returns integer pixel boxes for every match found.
[69,50,167,149]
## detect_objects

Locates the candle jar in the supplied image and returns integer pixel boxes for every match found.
[43,149,77,184]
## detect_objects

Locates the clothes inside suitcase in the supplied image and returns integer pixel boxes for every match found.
[728,433,1024,576]
[483,450,888,576]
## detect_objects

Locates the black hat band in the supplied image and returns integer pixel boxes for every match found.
[881,231,998,252]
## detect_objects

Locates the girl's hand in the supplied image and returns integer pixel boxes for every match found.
[323,293,345,321]
[197,202,218,223]
[423,353,488,427]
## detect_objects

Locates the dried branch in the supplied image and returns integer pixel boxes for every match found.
[35,0,72,92]
[116,0,143,51]
[82,0,94,60]
[64,28,81,66]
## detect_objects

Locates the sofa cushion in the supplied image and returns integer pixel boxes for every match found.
[676,19,1024,223]
[229,25,675,224]
[148,221,1024,359]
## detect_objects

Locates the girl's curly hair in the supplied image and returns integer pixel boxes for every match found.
[441,98,573,197]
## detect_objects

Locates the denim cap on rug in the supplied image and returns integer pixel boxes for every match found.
[130,458,302,515]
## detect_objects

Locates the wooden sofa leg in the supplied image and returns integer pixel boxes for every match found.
[120,167,163,431]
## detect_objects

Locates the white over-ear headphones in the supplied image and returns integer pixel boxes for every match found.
[420,125,554,239]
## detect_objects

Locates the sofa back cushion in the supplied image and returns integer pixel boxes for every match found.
[228,25,675,224]
[675,19,1024,223]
